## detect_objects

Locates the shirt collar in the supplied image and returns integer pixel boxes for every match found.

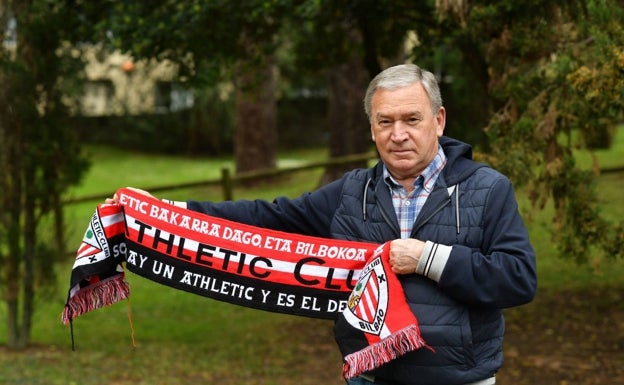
[383,144,447,192]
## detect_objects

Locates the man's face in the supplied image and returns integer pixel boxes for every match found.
[370,82,445,185]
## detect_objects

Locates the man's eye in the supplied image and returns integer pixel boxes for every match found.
[378,119,392,126]
[407,117,420,125]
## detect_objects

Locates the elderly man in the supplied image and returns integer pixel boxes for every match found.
[111,64,537,385]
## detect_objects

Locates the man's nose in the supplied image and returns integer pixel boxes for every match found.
[390,123,409,141]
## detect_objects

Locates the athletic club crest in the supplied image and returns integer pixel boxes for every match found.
[343,250,389,335]
[74,207,123,268]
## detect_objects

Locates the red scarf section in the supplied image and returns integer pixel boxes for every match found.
[62,188,428,378]
[334,243,430,378]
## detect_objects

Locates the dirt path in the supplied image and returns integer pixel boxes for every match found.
[497,285,624,384]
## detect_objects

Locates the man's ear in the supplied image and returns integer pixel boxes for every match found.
[436,107,446,137]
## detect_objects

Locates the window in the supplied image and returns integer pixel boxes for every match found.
[82,80,115,116]
[154,81,194,113]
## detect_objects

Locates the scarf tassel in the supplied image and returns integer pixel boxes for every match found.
[342,324,431,380]
[62,274,130,325]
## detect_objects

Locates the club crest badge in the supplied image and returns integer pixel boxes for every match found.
[343,254,389,335]
[74,207,123,267]
[76,213,106,260]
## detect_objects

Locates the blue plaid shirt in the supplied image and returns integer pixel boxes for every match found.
[383,145,447,239]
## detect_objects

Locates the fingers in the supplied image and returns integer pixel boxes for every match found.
[105,192,119,204]
[104,187,155,205]
[389,238,424,275]
[127,187,156,199]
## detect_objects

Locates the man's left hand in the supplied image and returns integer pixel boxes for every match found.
[389,238,425,275]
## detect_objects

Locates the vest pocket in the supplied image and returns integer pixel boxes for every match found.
[459,311,476,368]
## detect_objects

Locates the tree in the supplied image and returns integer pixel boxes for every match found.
[104,1,294,174]
[291,0,440,183]
[0,0,90,348]
[430,0,624,261]
[233,48,278,173]
[105,1,441,179]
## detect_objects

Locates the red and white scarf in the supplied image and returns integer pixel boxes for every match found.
[62,188,428,378]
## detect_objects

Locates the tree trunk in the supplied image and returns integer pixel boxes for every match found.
[20,165,37,348]
[234,56,277,175]
[5,128,24,349]
[319,56,371,186]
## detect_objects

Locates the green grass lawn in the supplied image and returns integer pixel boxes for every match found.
[1,129,623,385]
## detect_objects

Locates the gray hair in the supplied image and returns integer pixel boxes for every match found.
[363,64,443,121]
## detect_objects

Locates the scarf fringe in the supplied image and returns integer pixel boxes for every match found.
[342,324,430,380]
[62,274,130,325]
